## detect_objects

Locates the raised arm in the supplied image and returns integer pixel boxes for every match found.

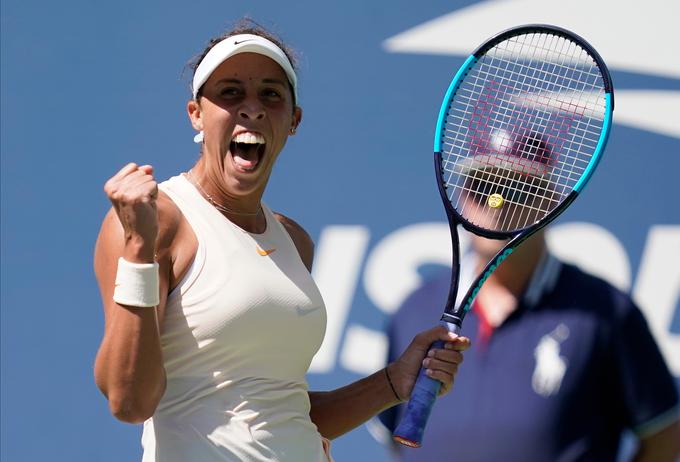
[93,163,176,423]
[275,213,469,439]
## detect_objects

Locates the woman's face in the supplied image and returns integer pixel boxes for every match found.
[188,52,301,197]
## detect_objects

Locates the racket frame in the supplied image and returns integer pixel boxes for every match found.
[435,24,614,326]
[393,24,614,448]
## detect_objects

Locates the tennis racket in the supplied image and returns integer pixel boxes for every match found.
[393,24,614,447]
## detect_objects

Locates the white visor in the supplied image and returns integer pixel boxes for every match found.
[192,33,298,102]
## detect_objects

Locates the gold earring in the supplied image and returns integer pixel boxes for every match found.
[290,127,296,135]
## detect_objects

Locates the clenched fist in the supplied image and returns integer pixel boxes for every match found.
[104,163,159,262]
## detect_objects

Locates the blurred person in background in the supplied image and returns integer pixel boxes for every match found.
[377,131,680,461]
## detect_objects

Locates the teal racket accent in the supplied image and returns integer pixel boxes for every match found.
[574,92,613,192]
[434,55,478,153]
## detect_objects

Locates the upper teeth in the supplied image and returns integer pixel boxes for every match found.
[233,132,265,144]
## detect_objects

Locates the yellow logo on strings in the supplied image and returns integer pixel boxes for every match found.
[488,193,504,208]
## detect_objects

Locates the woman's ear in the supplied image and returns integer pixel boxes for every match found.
[187,100,203,131]
[290,106,302,135]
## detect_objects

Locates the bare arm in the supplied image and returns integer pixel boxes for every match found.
[308,369,400,440]
[276,213,469,439]
[93,163,176,424]
[633,419,680,462]
[309,330,467,439]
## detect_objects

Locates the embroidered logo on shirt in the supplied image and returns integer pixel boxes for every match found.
[532,323,570,397]
[256,246,276,256]
[295,305,322,316]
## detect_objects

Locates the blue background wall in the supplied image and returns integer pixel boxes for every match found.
[2,1,678,460]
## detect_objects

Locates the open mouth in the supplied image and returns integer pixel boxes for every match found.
[230,132,266,173]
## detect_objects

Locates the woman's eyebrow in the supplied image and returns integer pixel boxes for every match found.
[214,78,242,85]
[262,78,287,86]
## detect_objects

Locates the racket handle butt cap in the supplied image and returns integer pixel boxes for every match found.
[392,435,421,448]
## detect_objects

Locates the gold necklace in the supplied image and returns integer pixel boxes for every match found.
[186,170,262,217]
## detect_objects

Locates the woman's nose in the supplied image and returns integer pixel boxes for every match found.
[239,99,265,120]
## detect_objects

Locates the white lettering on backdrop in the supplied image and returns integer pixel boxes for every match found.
[309,223,680,376]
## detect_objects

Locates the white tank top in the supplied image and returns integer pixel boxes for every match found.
[142,174,328,462]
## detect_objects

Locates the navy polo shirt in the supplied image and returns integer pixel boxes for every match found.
[379,256,679,462]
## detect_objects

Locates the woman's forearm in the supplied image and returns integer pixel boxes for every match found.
[94,304,166,423]
[309,327,469,439]
[309,366,400,439]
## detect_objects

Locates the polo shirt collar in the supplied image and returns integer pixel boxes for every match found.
[522,251,562,308]
[458,249,562,310]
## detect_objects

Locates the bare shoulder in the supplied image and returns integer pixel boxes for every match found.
[273,212,314,272]
[155,191,183,255]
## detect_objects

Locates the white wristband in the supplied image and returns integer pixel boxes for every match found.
[113,258,160,307]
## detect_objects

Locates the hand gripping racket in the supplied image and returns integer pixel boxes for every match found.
[393,24,614,447]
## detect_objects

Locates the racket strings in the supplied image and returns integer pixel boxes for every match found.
[480,34,587,207]
[441,31,606,233]
[478,33,585,230]
[442,107,601,169]
[442,94,601,168]
[451,78,606,128]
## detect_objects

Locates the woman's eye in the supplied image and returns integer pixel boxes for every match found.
[263,89,282,99]
[219,87,240,97]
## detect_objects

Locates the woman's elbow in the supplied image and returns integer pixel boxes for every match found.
[108,393,158,424]
[103,378,166,424]
[94,361,166,423]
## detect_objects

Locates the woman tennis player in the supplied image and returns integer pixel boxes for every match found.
[93,20,469,462]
